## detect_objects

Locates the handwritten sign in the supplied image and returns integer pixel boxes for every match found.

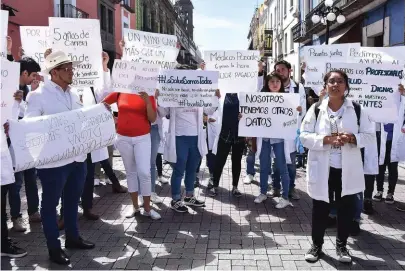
[111,60,160,95]
[238,92,300,139]
[123,29,179,69]
[20,26,51,69]
[49,17,103,88]
[157,70,219,107]
[9,104,116,172]
[1,59,20,125]
[325,62,402,123]
[349,46,405,66]
[0,10,8,58]
[204,50,260,97]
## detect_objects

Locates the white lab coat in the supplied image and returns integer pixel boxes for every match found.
[207,111,219,151]
[212,75,264,155]
[300,98,375,203]
[158,105,218,163]
[24,80,87,169]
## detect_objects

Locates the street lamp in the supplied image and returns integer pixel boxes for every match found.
[311,0,345,44]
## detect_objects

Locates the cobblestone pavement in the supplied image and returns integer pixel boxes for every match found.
[2,156,405,270]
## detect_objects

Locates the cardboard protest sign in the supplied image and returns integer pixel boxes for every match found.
[238,92,300,139]
[49,17,103,88]
[20,26,51,68]
[123,29,179,69]
[157,70,219,107]
[9,104,116,172]
[325,62,403,123]
[0,141,15,185]
[348,46,405,66]
[111,60,160,95]
[204,50,260,97]
[0,10,8,58]
[1,59,19,125]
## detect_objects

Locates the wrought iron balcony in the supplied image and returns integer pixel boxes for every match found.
[56,4,89,18]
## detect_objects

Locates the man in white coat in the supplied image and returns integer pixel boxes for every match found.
[24,51,96,265]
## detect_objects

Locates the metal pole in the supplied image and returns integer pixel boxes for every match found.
[60,0,65,17]
[325,19,330,45]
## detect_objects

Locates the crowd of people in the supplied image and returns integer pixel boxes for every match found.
[1,35,405,267]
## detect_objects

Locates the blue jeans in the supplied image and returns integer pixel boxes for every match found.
[246,149,256,176]
[259,140,290,199]
[37,162,87,249]
[171,136,201,201]
[273,152,297,190]
[9,168,39,218]
[149,125,160,192]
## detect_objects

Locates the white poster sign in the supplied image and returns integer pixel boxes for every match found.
[20,26,51,68]
[111,60,160,95]
[0,10,8,58]
[204,50,260,97]
[123,29,179,70]
[157,70,219,107]
[1,59,19,125]
[348,46,405,66]
[325,62,403,123]
[1,144,15,185]
[302,43,360,63]
[49,17,103,88]
[9,104,116,172]
[238,92,300,139]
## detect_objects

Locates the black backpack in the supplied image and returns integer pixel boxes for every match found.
[314,100,361,128]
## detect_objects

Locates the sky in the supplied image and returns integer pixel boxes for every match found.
[191,0,259,53]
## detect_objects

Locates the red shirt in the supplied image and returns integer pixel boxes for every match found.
[104,92,156,137]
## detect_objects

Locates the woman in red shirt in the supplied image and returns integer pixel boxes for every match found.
[103,91,160,220]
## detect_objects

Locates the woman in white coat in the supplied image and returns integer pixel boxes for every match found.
[300,70,375,264]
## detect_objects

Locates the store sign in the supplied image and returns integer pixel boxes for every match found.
[264,29,273,57]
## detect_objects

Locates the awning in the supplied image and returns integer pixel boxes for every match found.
[321,23,356,45]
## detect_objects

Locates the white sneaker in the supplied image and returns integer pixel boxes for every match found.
[12,218,27,232]
[151,192,163,204]
[254,194,267,204]
[244,175,254,184]
[94,178,101,186]
[141,209,161,220]
[158,176,169,184]
[276,198,292,209]
[104,178,112,185]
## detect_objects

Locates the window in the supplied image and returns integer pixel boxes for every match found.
[123,0,130,6]
[123,22,129,28]
[100,4,106,31]
[270,13,273,28]
[290,29,294,51]
[108,9,113,34]
[290,0,294,8]
[284,33,287,53]
[284,0,287,15]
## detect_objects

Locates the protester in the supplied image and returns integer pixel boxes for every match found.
[157,64,220,212]
[300,70,375,263]
[251,72,291,209]
[22,51,96,265]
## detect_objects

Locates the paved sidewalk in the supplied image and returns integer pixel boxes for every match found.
[2,154,405,270]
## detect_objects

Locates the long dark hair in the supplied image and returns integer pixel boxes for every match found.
[261,72,285,93]
[323,70,350,98]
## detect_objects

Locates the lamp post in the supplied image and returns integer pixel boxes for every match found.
[311,0,346,44]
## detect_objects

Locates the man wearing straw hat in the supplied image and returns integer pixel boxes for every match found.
[24,51,95,265]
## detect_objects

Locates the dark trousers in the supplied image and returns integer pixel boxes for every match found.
[99,159,120,185]
[156,153,163,177]
[376,139,398,194]
[81,154,96,210]
[9,168,39,218]
[312,167,356,247]
[1,184,12,249]
[196,150,215,175]
[212,138,245,188]
[37,162,87,249]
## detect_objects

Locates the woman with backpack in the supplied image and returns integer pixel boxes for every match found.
[300,70,375,264]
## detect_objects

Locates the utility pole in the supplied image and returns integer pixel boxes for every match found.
[60,0,65,17]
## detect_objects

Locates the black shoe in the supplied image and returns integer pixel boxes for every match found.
[170,200,188,213]
[194,178,200,188]
[207,181,214,190]
[208,187,217,197]
[373,191,383,202]
[351,220,360,236]
[83,209,100,221]
[232,187,242,197]
[1,240,27,258]
[327,216,337,228]
[385,193,394,204]
[65,237,95,250]
[336,246,352,263]
[363,200,374,215]
[49,248,70,265]
[396,202,405,212]
[304,244,323,262]
[184,196,205,207]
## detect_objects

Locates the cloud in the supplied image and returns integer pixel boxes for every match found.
[193,13,242,29]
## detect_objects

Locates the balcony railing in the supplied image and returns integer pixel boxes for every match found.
[56,4,89,18]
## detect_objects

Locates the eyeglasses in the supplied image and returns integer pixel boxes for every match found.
[327,79,345,85]
[56,67,75,72]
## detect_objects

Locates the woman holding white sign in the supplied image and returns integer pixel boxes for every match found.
[300,70,375,264]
